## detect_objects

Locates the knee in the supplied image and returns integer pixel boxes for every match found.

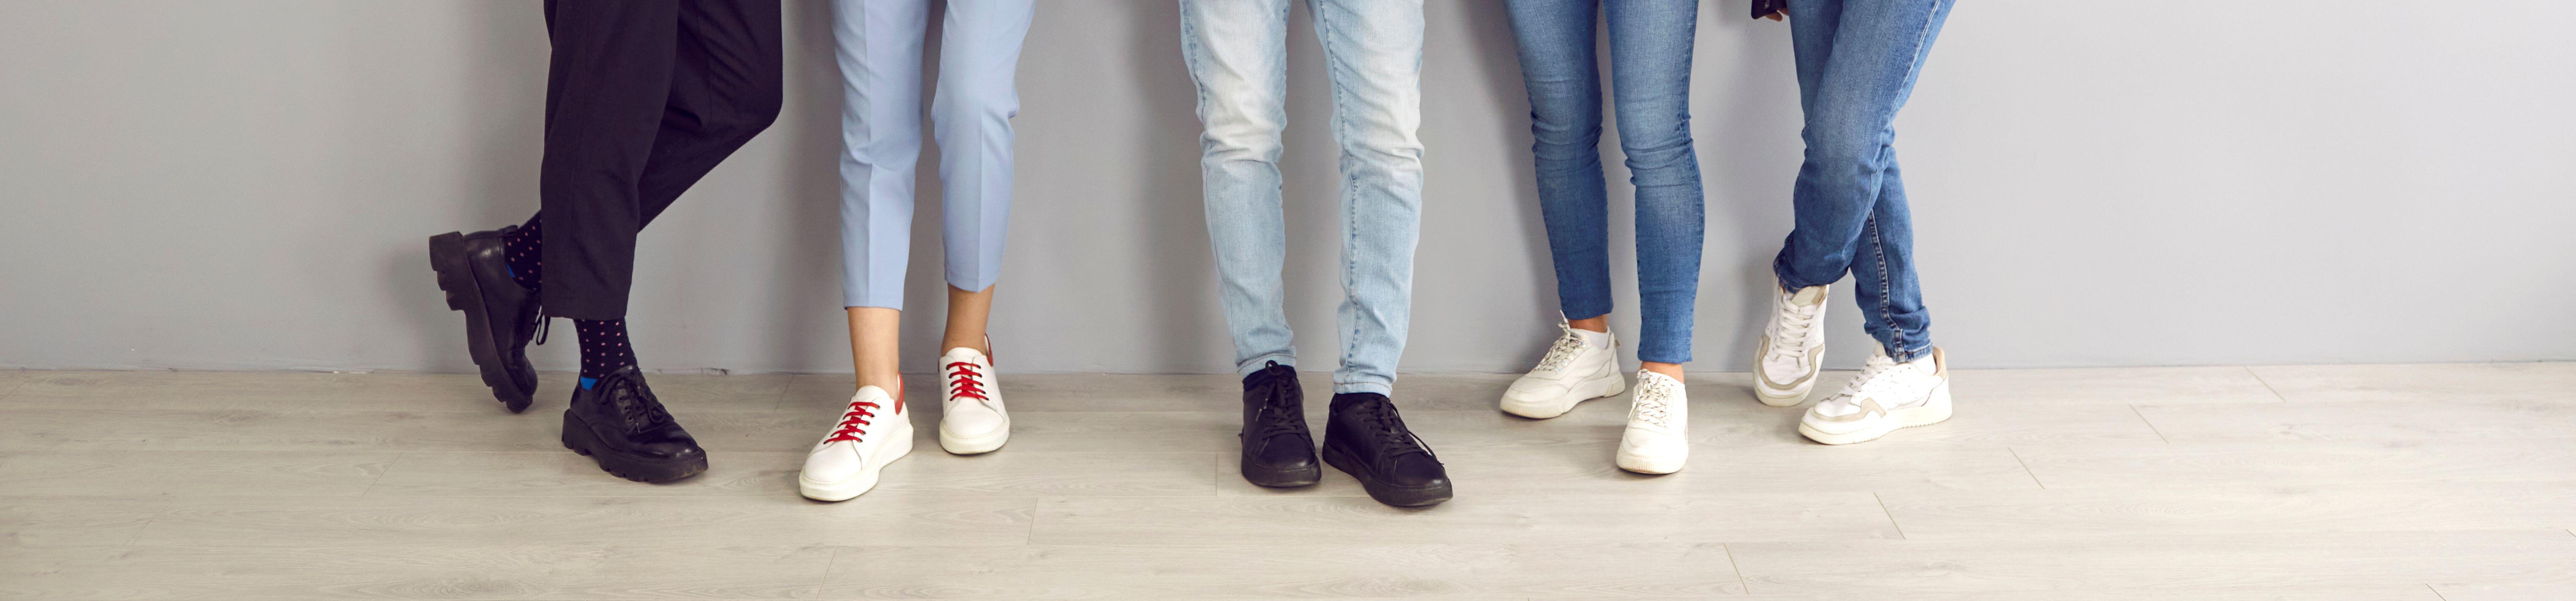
[1202,121,1284,165]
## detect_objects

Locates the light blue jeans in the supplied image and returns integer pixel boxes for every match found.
[834,0,1034,309]
[1178,0,1425,396]
[1774,0,1951,361]
[1507,0,1705,365]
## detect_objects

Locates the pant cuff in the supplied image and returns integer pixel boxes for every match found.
[1885,341,1934,363]
[1331,380,1394,396]
[1235,353,1296,378]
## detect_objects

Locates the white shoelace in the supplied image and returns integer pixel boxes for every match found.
[1766,290,1824,358]
[1632,377,1676,428]
[1534,322,1590,372]
[1824,354,1900,405]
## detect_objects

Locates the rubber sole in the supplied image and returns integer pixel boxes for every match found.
[1321,444,1452,507]
[561,411,708,483]
[938,418,1010,455]
[1498,370,1626,419]
[1753,339,1824,408]
[798,419,914,502]
[428,232,534,413]
[1615,447,1687,475]
[1799,381,1953,445]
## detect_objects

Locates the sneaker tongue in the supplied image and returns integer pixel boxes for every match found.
[1789,286,1824,305]
[941,347,988,364]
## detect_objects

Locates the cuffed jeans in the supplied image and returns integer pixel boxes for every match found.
[1178,0,1425,396]
[1773,0,1952,362]
[834,0,1034,309]
[1506,0,1705,365]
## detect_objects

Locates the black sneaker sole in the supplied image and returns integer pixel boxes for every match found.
[1239,453,1322,488]
[560,411,708,483]
[1321,444,1452,507]
[429,232,534,413]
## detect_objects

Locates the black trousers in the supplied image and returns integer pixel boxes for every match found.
[537,0,782,320]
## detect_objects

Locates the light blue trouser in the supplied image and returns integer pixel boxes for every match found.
[1178,0,1426,396]
[834,0,1034,309]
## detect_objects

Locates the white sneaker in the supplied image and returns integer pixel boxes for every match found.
[1799,347,1951,445]
[798,385,914,502]
[937,347,1009,455]
[1616,370,1688,474]
[1754,284,1830,407]
[1499,320,1626,419]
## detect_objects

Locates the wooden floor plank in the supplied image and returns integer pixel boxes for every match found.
[2431,582,2576,601]
[2251,362,2576,403]
[0,371,789,412]
[2014,441,2576,489]
[1728,530,2576,594]
[821,543,1742,599]
[1949,366,2285,405]
[1029,492,1896,546]
[1729,586,2444,601]
[129,493,1031,548]
[0,545,833,599]
[1220,441,2041,497]
[0,450,393,497]
[1879,482,2576,539]
[0,496,168,548]
[2136,400,2576,443]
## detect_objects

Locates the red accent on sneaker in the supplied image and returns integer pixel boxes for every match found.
[946,361,990,402]
[824,398,881,443]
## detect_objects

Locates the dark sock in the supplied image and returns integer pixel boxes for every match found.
[575,318,634,389]
[502,214,543,291]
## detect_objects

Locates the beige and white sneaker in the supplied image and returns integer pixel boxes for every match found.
[1616,371,1689,474]
[798,385,914,501]
[937,347,1009,455]
[1754,284,1830,407]
[1500,320,1626,419]
[1799,347,1950,445]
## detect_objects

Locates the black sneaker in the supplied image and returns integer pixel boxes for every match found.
[1322,392,1452,507]
[561,366,708,483]
[428,226,542,412]
[1238,361,1320,487]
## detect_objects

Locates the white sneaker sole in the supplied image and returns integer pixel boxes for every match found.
[1753,340,1824,408]
[939,416,1010,455]
[1615,446,1687,474]
[1798,381,1952,445]
[1499,371,1627,419]
[797,421,915,502]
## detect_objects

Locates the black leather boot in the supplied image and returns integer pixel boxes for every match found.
[1238,361,1320,487]
[428,226,542,412]
[561,366,708,483]
[1322,392,1451,507]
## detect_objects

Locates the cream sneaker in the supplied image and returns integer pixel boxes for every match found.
[1615,371,1689,474]
[1755,284,1830,406]
[798,385,914,501]
[937,347,1010,455]
[1799,347,1951,445]
[1500,320,1626,419]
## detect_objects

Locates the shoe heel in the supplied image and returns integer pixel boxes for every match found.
[428,232,471,312]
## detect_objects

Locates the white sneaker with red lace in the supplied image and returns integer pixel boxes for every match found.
[938,347,1009,455]
[798,385,912,502]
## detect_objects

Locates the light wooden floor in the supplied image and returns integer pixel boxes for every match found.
[5,363,2576,599]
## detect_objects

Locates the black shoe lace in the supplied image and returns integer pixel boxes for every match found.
[604,375,675,432]
[1355,398,1435,460]
[1251,365,1310,444]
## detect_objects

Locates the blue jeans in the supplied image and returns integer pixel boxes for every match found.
[1773,0,1953,362]
[1178,0,1426,396]
[1506,0,1706,365]
[833,0,1034,309]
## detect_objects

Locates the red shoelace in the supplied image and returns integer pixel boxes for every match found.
[946,361,990,402]
[824,395,886,443]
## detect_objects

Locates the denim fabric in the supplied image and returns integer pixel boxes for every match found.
[834,0,1034,309]
[1772,0,1952,362]
[1179,0,1426,396]
[1506,0,1706,364]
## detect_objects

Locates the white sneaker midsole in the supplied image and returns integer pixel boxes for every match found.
[1500,370,1626,419]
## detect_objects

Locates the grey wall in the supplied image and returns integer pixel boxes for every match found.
[4,0,2573,375]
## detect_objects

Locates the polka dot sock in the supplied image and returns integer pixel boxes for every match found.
[574,318,635,389]
[502,215,543,291]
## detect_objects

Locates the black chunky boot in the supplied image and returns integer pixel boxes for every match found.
[1238,361,1320,487]
[1322,392,1451,507]
[561,366,708,483]
[428,226,542,412]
